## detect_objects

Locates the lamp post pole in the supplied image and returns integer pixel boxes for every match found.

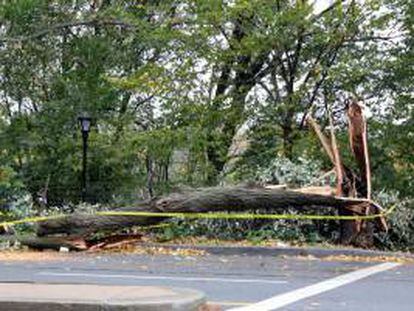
[78,116,91,202]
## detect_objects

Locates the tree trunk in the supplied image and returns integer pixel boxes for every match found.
[206,15,267,183]
[347,100,371,199]
[282,124,294,159]
[347,100,375,246]
[36,187,378,237]
[146,155,154,198]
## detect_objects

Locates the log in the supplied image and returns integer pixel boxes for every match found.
[36,187,377,237]
[16,234,143,252]
[19,236,88,251]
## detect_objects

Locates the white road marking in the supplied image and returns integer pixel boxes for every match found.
[37,272,288,285]
[229,262,401,311]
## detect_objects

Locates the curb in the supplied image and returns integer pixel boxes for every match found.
[142,243,414,260]
[0,283,206,311]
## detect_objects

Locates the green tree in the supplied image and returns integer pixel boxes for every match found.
[0,0,179,205]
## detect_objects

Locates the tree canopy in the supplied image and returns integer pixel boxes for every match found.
[0,0,412,208]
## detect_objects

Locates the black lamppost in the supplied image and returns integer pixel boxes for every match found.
[78,115,91,202]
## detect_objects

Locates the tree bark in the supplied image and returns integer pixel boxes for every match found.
[347,100,371,199]
[19,236,88,251]
[36,187,377,237]
[347,100,375,245]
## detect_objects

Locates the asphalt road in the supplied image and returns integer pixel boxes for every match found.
[0,250,412,310]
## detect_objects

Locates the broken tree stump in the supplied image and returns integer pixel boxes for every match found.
[306,98,386,247]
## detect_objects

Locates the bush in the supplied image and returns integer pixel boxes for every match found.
[0,166,32,220]
[374,191,414,252]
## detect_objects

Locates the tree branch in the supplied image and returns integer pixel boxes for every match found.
[306,116,335,164]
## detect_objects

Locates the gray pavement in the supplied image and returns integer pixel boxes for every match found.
[0,283,205,311]
[0,251,412,310]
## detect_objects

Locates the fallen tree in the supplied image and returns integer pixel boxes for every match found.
[11,98,386,250]
[35,187,384,237]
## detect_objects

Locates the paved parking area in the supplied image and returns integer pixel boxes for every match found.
[0,251,412,310]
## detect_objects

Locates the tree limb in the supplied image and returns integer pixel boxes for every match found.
[306,116,335,164]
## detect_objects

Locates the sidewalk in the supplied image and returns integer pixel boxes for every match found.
[0,283,206,311]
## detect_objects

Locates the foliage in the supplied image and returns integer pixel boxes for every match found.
[374,191,414,252]
[0,165,32,227]
[255,157,326,186]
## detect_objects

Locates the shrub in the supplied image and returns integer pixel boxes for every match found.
[374,190,414,252]
[0,166,32,221]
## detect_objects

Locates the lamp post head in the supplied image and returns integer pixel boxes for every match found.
[78,116,92,133]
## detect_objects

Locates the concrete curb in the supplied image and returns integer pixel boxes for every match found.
[0,283,206,311]
[142,243,414,260]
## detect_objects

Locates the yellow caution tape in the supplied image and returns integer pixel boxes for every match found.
[97,204,397,221]
[0,214,65,227]
[0,203,397,228]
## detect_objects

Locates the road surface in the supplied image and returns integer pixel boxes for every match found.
[0,250,412,310]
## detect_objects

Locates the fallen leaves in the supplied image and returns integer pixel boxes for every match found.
[97,244,207,257]
[322,254,414,264]
[0,249,69,262]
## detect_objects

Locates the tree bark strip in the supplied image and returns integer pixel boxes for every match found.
[347,100,372,200]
